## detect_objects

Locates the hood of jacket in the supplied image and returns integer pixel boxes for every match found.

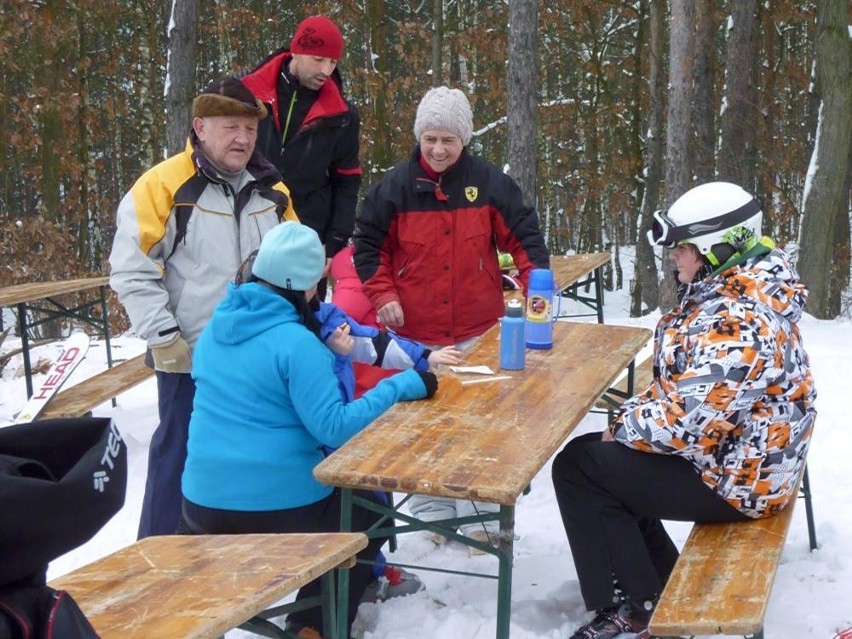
[688,246,808,325]
[210,282,301,345]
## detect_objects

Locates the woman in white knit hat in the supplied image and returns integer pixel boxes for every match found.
[353,86,550,551]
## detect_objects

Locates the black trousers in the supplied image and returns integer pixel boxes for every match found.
[138,371,195,539]
[551,432,748,612]
[181,489,386,633]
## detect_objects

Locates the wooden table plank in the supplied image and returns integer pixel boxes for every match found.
[504,253,610,301]
[315,321,651,505]
[49,533,368,639]
[550,252,610,290]
[0,276,110,307]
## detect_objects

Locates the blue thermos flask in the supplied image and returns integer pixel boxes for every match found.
[499,299,526,370]
[525,268,555,349]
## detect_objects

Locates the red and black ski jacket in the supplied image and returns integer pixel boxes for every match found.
[353,148,550,345]
[242,49,362,257]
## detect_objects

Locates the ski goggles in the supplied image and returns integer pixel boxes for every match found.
[646,208,683,248]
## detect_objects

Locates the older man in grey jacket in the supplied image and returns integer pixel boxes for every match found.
[109,76,297,538]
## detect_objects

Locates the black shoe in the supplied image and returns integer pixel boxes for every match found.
[569,601,652,639]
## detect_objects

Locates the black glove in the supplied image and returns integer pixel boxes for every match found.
[416,371,438,399]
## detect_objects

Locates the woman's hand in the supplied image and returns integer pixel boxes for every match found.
[377,301,405,327]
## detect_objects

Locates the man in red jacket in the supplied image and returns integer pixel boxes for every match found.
[242,15,362,301]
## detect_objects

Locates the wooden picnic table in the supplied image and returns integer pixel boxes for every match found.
[0,276,112,397]
[505,252,610,322]
[49,533,368,639]
[314,319,652,639]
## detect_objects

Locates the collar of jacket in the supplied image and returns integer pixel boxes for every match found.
[411,146,468,196]
[241,49,349,132]
[185,136,283,187]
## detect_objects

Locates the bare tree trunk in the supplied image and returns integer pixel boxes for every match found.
[692,0,716,182]
[660,0,695,310]
[633,0,664,316]
[797,0,852,319]
[432,0,443,86]
[165,0,198,156]
[717,0,760,189]
[507,0,538,209]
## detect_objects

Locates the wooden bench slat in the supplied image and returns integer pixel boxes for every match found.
[649,480,801,637]
[40,353,153,419]
[49,533,368,639]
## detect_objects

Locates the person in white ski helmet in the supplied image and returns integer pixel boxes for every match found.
[550,182,817,639]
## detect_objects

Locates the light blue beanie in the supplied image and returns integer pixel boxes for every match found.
[252,222,325,291]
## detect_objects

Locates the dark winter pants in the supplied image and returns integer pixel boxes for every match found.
[181,489,387,634]
[137,371,195,539]
[551,432,748,612]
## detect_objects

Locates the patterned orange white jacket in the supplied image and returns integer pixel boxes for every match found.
[612,246,817,518]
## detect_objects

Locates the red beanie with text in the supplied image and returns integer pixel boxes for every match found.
[290,16,344,60]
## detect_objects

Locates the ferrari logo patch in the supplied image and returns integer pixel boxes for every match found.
[465,186,478,202]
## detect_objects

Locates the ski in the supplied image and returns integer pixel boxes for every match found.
[11,332,91,424]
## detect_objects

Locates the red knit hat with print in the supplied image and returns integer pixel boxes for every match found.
[290,16,344,60]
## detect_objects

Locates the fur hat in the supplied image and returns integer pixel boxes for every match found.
[252,222,326,291]
[290,15,345,60]
[192,76,267,120]
[413,86,473,146]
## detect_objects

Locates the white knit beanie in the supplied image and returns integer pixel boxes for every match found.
[413,86,473,146]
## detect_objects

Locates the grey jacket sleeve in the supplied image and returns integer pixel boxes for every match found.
[108,189,180,347]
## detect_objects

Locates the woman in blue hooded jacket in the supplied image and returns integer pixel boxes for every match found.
[181,221,436,638]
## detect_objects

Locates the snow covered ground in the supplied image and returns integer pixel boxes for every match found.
[1,274,850,638]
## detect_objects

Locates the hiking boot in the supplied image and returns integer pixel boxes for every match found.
[569,601,653,639]
[361,565,424,603]
[467,529,500,556]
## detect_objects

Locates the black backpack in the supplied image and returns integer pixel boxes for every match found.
[0,417,127,638]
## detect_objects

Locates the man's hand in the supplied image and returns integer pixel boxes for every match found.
[326,323,354,356]
[151,333,192,373]
[427,346,462,370]
[377,301,404,327]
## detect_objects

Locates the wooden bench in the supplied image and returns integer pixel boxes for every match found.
[649,476,808,639]
[49,532,368,639]
[39,353,153,419]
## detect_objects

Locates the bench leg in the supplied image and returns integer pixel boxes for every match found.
[801,465,818,551]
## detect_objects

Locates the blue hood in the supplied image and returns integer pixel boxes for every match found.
[210,282,300,345]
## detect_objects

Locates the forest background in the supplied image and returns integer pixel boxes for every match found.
[1,0,850,336]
